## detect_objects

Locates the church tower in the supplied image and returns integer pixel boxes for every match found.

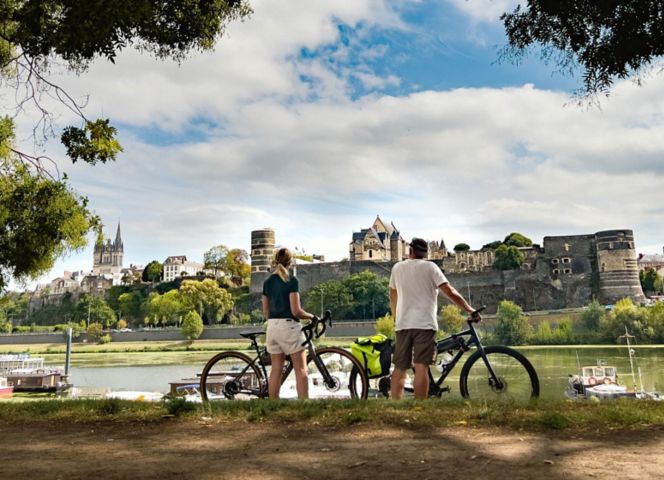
[93,222,124,274]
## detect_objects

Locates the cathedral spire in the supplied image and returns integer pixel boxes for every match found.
[114,221,123,249]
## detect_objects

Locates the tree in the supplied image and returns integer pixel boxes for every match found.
[0,152,94,289]
[0,1,251,289]
[145,290,185,327]
[76,294,116,328]
[343,271,390,320]
[179,279,233,325]
[503,232,533,248]
[181,310,204,340]
[226,249,251,285]
[86,323,104,343]
[203,245,229,277]
[581,300,605,332]
[304,280,353,319]
[453,243,471,252]
[501,1,664,97]
[640,269,663,294]
[482,240,502,250]
[493,244,525,270]
[142,260,163,283]
[118,291,146,325]
[203,245,251,284]
[494,300,531,345]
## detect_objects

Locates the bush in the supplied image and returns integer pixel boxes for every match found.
[375,313,395,340]
[87,323,104,343]
[250,309,264,324]
[0,321,12,334]
[601,298,654,342]
[494,300,531,345]
[229,313,252,325]
[98,334,112,344]
[181,311,204,340]
[438,305,465,335]
[581,300,604,332]
[117,319,128,330]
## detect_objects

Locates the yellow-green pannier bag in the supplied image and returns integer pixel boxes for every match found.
[351,334,393,379]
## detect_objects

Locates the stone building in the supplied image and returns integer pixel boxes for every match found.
[93,222,124,275]
[163,256,204,282]
[638,248,664,273]
[349,216,407,262]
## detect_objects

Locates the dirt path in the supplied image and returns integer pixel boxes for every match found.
[2,420,664,479]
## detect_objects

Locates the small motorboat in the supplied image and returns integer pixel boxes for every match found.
[565,328,661,401]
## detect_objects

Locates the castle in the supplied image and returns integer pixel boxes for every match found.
[250,220,645,313]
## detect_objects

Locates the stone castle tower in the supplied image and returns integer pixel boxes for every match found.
[93,222,124,274]
[250,228,275,293]
[595,229,644,303]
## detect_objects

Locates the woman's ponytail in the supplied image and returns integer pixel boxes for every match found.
[273,248,293,282]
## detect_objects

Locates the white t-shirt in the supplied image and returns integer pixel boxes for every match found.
[389,259,448,331]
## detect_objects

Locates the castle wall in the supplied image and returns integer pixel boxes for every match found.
[252,229,645,312]
[250,229,275,294]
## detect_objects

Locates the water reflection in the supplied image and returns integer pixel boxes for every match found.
[66,346,664,398]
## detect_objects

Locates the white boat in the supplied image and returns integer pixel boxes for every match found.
[566,329,661,401]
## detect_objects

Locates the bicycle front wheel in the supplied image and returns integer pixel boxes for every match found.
[459,345,539,402]
[307,347,369,399]
[200,351,265,402]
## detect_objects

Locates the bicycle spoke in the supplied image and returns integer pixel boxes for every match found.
[201,352,264,401]
[280,347,368,399]
[461,347,538,402]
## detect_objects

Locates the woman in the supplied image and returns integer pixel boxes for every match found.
[262,247,315,399]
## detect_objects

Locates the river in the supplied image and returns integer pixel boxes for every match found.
[61,345,664,399]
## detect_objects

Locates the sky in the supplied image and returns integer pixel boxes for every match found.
[7,0,664,286]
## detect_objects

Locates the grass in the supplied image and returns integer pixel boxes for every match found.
[1,397,664,432]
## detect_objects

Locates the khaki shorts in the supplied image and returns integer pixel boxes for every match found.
[266,319,307,355]
[393,329,436,370]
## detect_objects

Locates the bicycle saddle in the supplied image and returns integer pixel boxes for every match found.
[239,331,265,340]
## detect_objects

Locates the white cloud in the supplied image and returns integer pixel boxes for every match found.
[5,0,664,286]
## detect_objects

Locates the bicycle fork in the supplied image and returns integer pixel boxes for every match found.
[475,343,505,391]
[308,344,337,389]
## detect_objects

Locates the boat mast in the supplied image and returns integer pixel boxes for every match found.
[619,327,637,392]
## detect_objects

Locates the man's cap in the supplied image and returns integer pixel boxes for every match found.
[409,237,428,254]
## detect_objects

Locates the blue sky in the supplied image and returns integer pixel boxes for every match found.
[7,0,664,286]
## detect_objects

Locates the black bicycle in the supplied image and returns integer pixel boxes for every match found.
[199,311,369,401]
[377,307,540,401]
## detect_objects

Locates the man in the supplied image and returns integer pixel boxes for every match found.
[389,237,479,400]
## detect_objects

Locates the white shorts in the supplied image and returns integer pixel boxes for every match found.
[266,319,306,355]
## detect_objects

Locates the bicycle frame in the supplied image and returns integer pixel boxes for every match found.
[427,318,503,396]
[215,315,341,397]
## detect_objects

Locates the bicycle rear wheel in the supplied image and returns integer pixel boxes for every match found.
[459,345,539,402]
[200,351,265,402]
[306,347,369,399]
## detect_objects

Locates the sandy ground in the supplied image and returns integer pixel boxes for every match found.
[2,420,664,479]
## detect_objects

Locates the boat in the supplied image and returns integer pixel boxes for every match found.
[0,354,65,393]
[565,329,661,401]
[0,377,13,398]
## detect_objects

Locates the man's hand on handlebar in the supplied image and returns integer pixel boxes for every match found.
[469,306,486,323]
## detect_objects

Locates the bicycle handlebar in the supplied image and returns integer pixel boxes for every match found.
[467,306,486,323]
[301,310,332,345]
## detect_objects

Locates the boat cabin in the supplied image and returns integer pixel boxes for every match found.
[580,365,618,386]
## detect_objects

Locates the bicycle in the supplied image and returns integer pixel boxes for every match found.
[199,311,369,401]
[376,307,540,401]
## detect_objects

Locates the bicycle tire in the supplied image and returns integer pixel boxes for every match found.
[459,345,539,402]
[200,351,265,402]
[306,346,369,399]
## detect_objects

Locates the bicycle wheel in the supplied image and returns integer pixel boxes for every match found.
[200,351,265,402]
[459,345,539,402]
[306,347,369,399]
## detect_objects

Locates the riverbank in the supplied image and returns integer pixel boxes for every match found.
[1,399,663,479]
